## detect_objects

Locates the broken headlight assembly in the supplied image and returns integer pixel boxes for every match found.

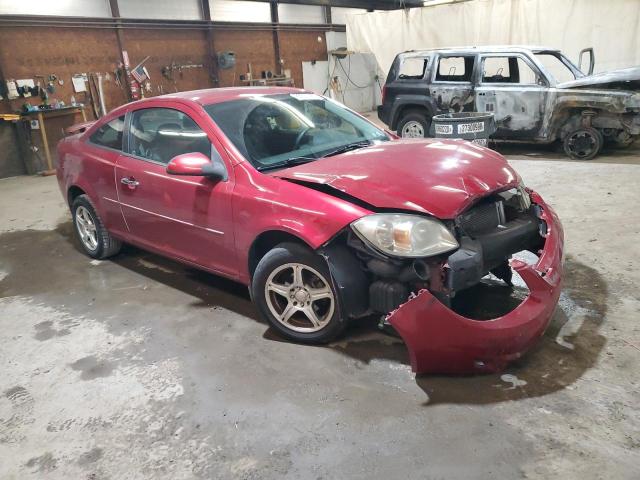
[498,183,532,211]
[351,213,459,258]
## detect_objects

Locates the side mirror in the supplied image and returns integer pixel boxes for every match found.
[578,48,595,75]
[166,152,227,181]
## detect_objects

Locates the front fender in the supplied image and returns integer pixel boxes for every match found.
[232,163,372,283]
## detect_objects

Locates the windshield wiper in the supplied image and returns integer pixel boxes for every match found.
[256,156,317,172]
[322,140,372,157]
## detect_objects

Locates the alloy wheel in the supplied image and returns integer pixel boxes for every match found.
[264,263,335,333]
[75,205,99,251]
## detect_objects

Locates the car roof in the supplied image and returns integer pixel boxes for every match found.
[151,86,305,106]
[106,86,308,117]
[400,45,560,55]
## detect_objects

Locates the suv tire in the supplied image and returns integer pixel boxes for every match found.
[563,127,603,160]
[397,111,430,139]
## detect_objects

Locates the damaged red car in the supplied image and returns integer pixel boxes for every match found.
[56,87,563,375]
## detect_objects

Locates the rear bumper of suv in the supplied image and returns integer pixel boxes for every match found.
[377,105,389,126]
[387,192,564,375]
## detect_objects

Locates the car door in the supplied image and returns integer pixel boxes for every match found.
[115,104,237,277]
[429,54,477,114]
[81,115,128,236]
[474,54,548,139]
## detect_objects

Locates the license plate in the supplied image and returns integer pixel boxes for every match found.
[458,122,484,134]
[471,138,488,147]
[435,124,453,135]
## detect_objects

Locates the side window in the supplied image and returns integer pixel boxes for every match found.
[435,56,474,82]
[128,108,211,165]
[482,56,539,84]
[89,115,125,150]
[398,57,428,80]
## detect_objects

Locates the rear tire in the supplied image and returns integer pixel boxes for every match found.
[251,242,345,344]
[71,195,122,259]
[563,127,603,160]
[397,111,430,139]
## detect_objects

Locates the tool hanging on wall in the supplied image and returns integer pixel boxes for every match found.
[161,62,204,92]
[122,51,140,101]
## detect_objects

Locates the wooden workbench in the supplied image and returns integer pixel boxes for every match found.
[21,106,87,174]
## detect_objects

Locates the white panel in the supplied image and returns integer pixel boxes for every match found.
[0,0,111,17]
[278,4,324,24]
[331,7,365,25]
[211,0,271,23]
[320,32,381,112]
[118,0,202,20]
[347,0,640,76]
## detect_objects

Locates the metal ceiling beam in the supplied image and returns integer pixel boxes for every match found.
[242,0,424,10]
[200,0,219,86]
[270,1,282,75]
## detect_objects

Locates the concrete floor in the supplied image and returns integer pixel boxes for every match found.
[1,145,640,479]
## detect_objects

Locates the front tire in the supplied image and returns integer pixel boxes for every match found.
[397,111,430,139]
[71,195,122,259]
[563,127,603,160]
[251,242,345,344]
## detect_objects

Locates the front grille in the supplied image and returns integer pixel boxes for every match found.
[457,201,505,236]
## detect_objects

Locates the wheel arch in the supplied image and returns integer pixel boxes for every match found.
[390,96,436,130]
[67,185,87,207]
[247,229,313,279]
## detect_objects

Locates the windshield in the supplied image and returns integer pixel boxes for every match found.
[534,52,582,83]
[204,93,389,170]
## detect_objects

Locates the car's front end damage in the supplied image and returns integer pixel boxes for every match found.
[276,140,564,375]
[322,186,562,375]
[385,191,563,374]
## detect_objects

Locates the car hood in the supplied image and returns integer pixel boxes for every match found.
[556,66,640,90]
[271,139,520,219]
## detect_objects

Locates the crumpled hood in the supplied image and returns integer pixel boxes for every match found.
[272,139,520,219]
[556,66,640,90]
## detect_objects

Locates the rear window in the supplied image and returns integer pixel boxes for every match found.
[398,57,428,80]
[89,116,125,150]
[435,56,475,82]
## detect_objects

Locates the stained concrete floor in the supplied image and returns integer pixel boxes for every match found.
[1,148,640,479]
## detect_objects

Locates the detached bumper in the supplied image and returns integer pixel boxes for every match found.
[388,192,564,375]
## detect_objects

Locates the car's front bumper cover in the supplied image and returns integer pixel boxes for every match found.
[387,191,564,375]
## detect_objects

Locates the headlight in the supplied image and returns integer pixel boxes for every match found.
[351,213,459,258]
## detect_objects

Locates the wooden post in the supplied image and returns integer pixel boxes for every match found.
[36,111,53,172]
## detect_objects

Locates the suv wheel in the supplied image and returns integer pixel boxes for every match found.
[398,111,430,139]
[563,127,603,160]
[71,195,122,259]
[251,242,345,344]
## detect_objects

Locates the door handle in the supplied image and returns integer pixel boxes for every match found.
[121,177,140,188]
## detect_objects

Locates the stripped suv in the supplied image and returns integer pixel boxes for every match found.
[378,45,640,159]
[57,87,564,374]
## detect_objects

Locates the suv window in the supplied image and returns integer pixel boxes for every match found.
[89,115,125,150]
[481,56,539,84]
[534,53,576,83]
[128,108,211,165]
[398,57,428,80]
[435,56,474,82]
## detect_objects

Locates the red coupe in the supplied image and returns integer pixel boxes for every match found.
[56,87,563,375]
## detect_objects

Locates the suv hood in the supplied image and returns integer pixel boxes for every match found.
[556,66,640,90]
[272,139,520,219]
